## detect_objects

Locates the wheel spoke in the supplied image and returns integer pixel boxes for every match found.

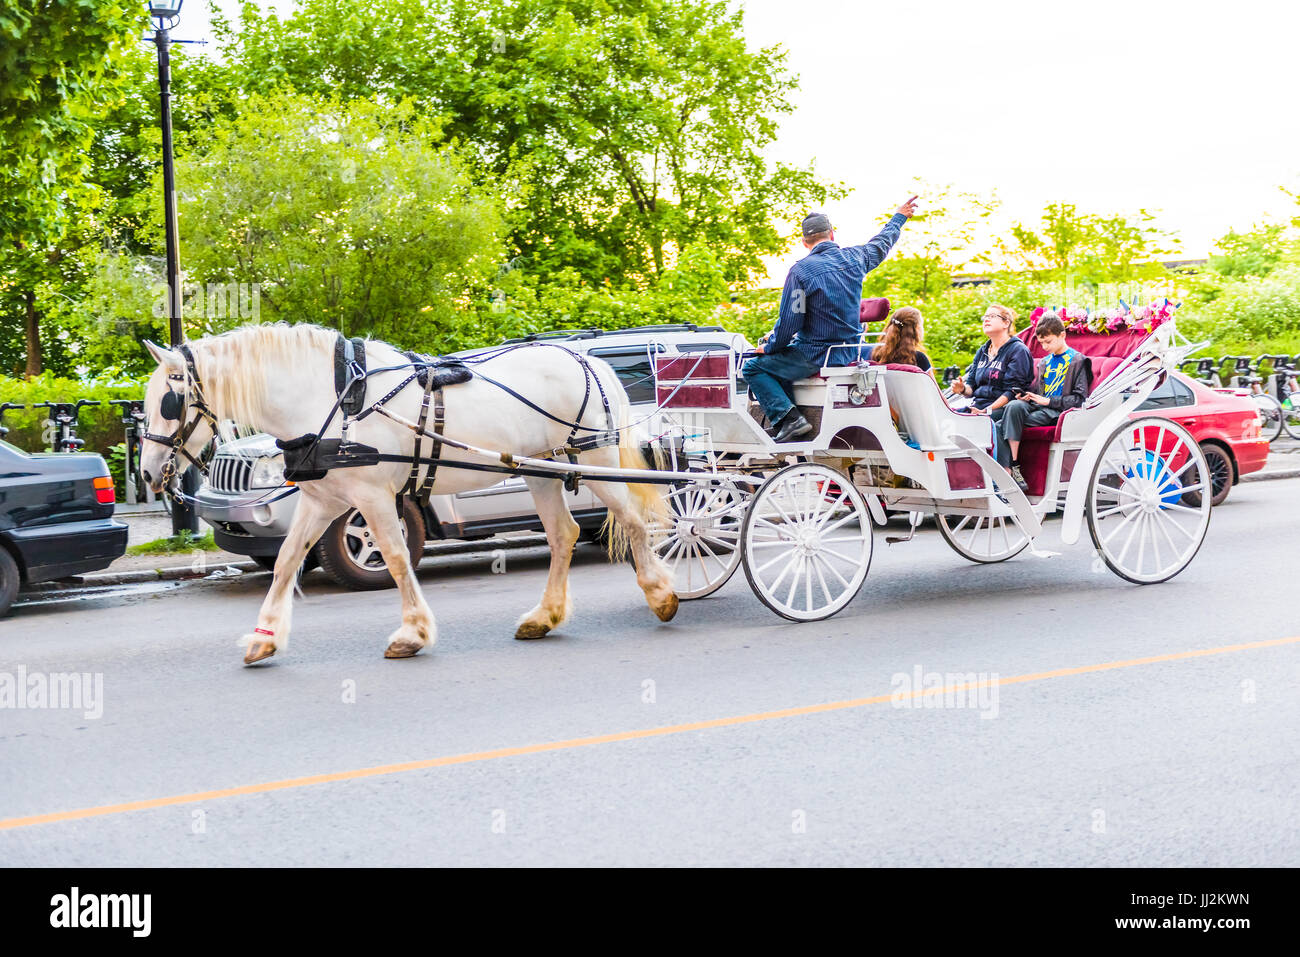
[1101,505,1142,547]
[1152,509,1182,566]
[810,554,834,607]
[813,552,852,588]
[1095,500,1141,520]
[785,555,804,607]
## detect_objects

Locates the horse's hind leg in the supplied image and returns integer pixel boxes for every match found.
[588,481,678,623]
[515,478,580,639]
[241,494,340,664]
[349,490,437,658]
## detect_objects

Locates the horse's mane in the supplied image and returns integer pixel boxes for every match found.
[188,322,341,428]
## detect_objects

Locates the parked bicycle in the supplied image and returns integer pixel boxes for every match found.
[0,402,23,440]
[109,399,150,504]
[1229,356,1286,442]
[33,399,100,453]
[1268,354,1300,440]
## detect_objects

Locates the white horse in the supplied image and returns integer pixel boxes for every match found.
[137,324,678,664]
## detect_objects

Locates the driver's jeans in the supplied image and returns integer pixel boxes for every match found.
[743,349,821,425]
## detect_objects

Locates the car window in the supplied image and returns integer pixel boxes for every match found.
[1171,378,1195,406]
[676,342,733,353]
[1136,376,1179,410]
[587,347,663,405]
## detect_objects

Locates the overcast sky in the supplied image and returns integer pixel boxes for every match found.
[188,0,1300,282]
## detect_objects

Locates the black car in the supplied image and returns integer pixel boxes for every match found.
[0,440,128,615]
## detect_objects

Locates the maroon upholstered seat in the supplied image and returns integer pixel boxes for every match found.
[859,297,891,325]
[876,361,926,374]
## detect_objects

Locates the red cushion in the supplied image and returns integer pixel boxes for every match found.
[879,361,925,374]
[859,297,890,324]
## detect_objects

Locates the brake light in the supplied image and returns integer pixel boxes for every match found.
[93,475,115,504]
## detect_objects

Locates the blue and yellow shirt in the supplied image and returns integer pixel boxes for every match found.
[1040,348,1081,398]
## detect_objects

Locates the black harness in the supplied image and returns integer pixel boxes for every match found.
[144,333,623,504]
[139,343,220,487]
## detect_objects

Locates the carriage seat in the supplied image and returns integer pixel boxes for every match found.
[883,362,993,451]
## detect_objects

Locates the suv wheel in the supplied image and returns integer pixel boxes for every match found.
[315,498,425,590]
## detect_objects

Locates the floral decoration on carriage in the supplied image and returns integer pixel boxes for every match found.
[1028,298,1180,336]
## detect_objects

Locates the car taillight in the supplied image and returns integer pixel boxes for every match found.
[93,475,115,504]
[1246,417,1263,440]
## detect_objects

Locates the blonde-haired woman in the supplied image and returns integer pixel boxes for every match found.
[949,304,1033,414]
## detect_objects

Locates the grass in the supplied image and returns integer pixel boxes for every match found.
[126,530,220,556]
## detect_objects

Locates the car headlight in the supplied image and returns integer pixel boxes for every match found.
[250,453,286,488]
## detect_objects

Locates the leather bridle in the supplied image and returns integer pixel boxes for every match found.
[140,343,219,489]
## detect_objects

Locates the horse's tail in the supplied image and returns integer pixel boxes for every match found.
[601,399,669,561]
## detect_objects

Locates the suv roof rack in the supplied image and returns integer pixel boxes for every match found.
[500,322,726,345]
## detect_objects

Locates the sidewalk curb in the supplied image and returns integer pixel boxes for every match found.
[1242,468,1300,483]
[27,533,552,591]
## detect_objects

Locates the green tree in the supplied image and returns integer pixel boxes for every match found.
[0,0,144,375]
[1207,223,1291,278]
[162,93,505,351]
[1003,203,1177,283]
[217,0,835,288]
[864,182,1000,302]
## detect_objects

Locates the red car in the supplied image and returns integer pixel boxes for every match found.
[1129,371,1269,505]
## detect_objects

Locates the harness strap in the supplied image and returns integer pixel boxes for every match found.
[402,366,437,499]
[335,335,368,417]
[416,388,445,503]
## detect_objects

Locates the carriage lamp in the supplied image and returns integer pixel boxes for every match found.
[147,0,183,26]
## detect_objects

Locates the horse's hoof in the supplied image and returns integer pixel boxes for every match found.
[244,641,277,665]
[514,621,551,640]
[653,592,680,622]
[384,639,424,658]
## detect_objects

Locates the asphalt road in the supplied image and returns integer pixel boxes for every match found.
[2,478,1298,866]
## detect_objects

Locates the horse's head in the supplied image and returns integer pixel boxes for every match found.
[139,340,219,493]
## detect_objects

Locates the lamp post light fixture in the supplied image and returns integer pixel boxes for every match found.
[147,0,184,27]
[145,0,199,534]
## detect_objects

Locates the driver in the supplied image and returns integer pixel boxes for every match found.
[744,197,919,442]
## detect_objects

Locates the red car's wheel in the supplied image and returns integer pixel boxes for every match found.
[1181,443,1232,507]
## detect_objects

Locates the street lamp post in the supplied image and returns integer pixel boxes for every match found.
[146,0,198,535]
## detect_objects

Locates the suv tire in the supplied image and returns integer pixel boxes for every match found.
[315,498,425,590]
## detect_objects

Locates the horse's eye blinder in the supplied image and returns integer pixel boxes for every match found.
[159,390,184,421]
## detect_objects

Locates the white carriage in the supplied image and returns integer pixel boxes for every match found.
[646,305,1213,621]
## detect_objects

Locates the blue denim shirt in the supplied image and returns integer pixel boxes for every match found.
[767,213,908,363]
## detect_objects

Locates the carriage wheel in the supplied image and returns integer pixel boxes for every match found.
[937,511,1031,563]
[648,481,748,599]
[1086,417,1211,584]
[740,463,872,621]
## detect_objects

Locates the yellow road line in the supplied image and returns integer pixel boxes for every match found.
[3,634,1297,832]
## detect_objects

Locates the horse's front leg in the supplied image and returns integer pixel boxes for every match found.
[515,478,580,639]
[349,491,436,659]
[241,494,341,665]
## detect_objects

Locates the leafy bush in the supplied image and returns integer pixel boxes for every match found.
[0,373,146,463]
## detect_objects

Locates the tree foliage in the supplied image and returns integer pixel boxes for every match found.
[216,0,834,287]
[166,94,505,351]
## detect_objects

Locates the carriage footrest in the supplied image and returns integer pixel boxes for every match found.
[276,434,382,481]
